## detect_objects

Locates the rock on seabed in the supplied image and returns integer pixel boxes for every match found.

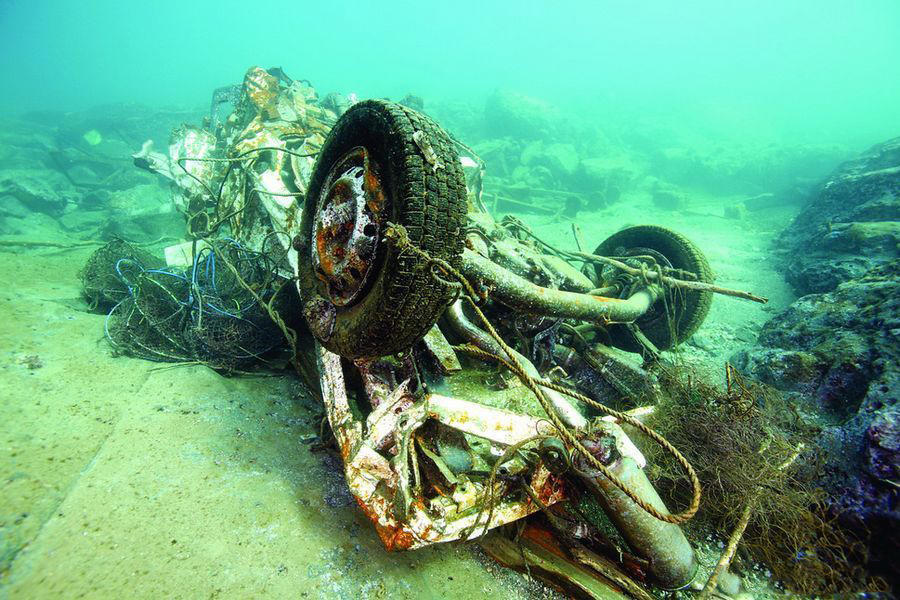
[736,137,899,578]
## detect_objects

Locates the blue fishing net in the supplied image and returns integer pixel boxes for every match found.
[83,238,291,370]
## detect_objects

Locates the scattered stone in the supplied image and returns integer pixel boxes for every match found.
[576,156,640,204]
[0,196,31,219]
[651,180,686,210]
[520,141,579,180]
[688,332,717,353]
[17,355,43,370]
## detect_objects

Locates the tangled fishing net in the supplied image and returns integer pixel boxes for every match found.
[643,365,888,594]
[81,238,295,370]
[81,239,164,309]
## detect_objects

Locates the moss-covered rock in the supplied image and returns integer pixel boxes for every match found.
[734,260,899,578]
[778,137,900,295]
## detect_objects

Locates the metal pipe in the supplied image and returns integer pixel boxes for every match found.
[444,300,587,429]
[461,249,658,324]
[576,422,699,590]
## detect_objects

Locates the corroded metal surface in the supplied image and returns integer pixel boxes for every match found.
[302,297,336,342]
[141,65,343,274]
[243,67,280,119]
[576,422,698,590]
[461,249,660,324]
[312,147,384,306]
[421,325,462,375]
[428,393,553,446]
[316,340,570,550]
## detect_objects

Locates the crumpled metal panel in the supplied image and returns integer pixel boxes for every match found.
[145,66,341,273]
[243,67,280,120]
[315,340,569,551]
[166,126,219,214]
[216,70,337,273]
[150,65,483,278]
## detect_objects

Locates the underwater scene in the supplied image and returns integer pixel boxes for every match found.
[1,1,898,598]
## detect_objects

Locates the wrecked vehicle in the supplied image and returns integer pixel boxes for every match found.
[134,66,768,597]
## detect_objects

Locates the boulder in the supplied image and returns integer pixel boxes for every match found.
[101,183,183,241]
[778,137,900,295]
[520,141,579,181]
[0,196,31,219]
[650,180,687,211]
[484,90,561,140]
[733,260,899,575]
[0,170,78,215]
[0,211,62,236]
[575,155,641,204]
[0,118,57,169]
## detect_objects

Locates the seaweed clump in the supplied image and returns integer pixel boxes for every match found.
[644,364,889,595]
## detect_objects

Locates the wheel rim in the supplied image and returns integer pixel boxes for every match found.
[610,245,676,326]
[312,146,387,306]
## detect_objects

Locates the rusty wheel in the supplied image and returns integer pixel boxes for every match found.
[311,146,385,307]
[594,225,714,352]
[297,100,467,358]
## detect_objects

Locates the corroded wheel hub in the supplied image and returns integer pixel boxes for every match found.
[312,146,386,306]
[612,245,673,320]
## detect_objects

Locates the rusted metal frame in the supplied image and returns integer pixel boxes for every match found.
[480,525,632,600]
[444,299,588,428]
[443,297,698,583]
[460,249,660,325]
[574,421,699,590]
[427,393,553,446]
[503,222,768,304]
[317,344,362,457]
[317,343,568,549]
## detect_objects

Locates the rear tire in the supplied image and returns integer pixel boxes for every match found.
[593,225,713,352]
[296,100,467,358]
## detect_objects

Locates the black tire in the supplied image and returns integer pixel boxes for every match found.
[593,225,713,352]
[296,100,467,358]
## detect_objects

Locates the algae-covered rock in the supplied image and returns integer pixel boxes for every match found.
[734,260,899,574]
[778,137,900,295]
[741,141,900,576]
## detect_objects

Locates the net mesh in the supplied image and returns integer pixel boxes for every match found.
[82,238,294,370]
